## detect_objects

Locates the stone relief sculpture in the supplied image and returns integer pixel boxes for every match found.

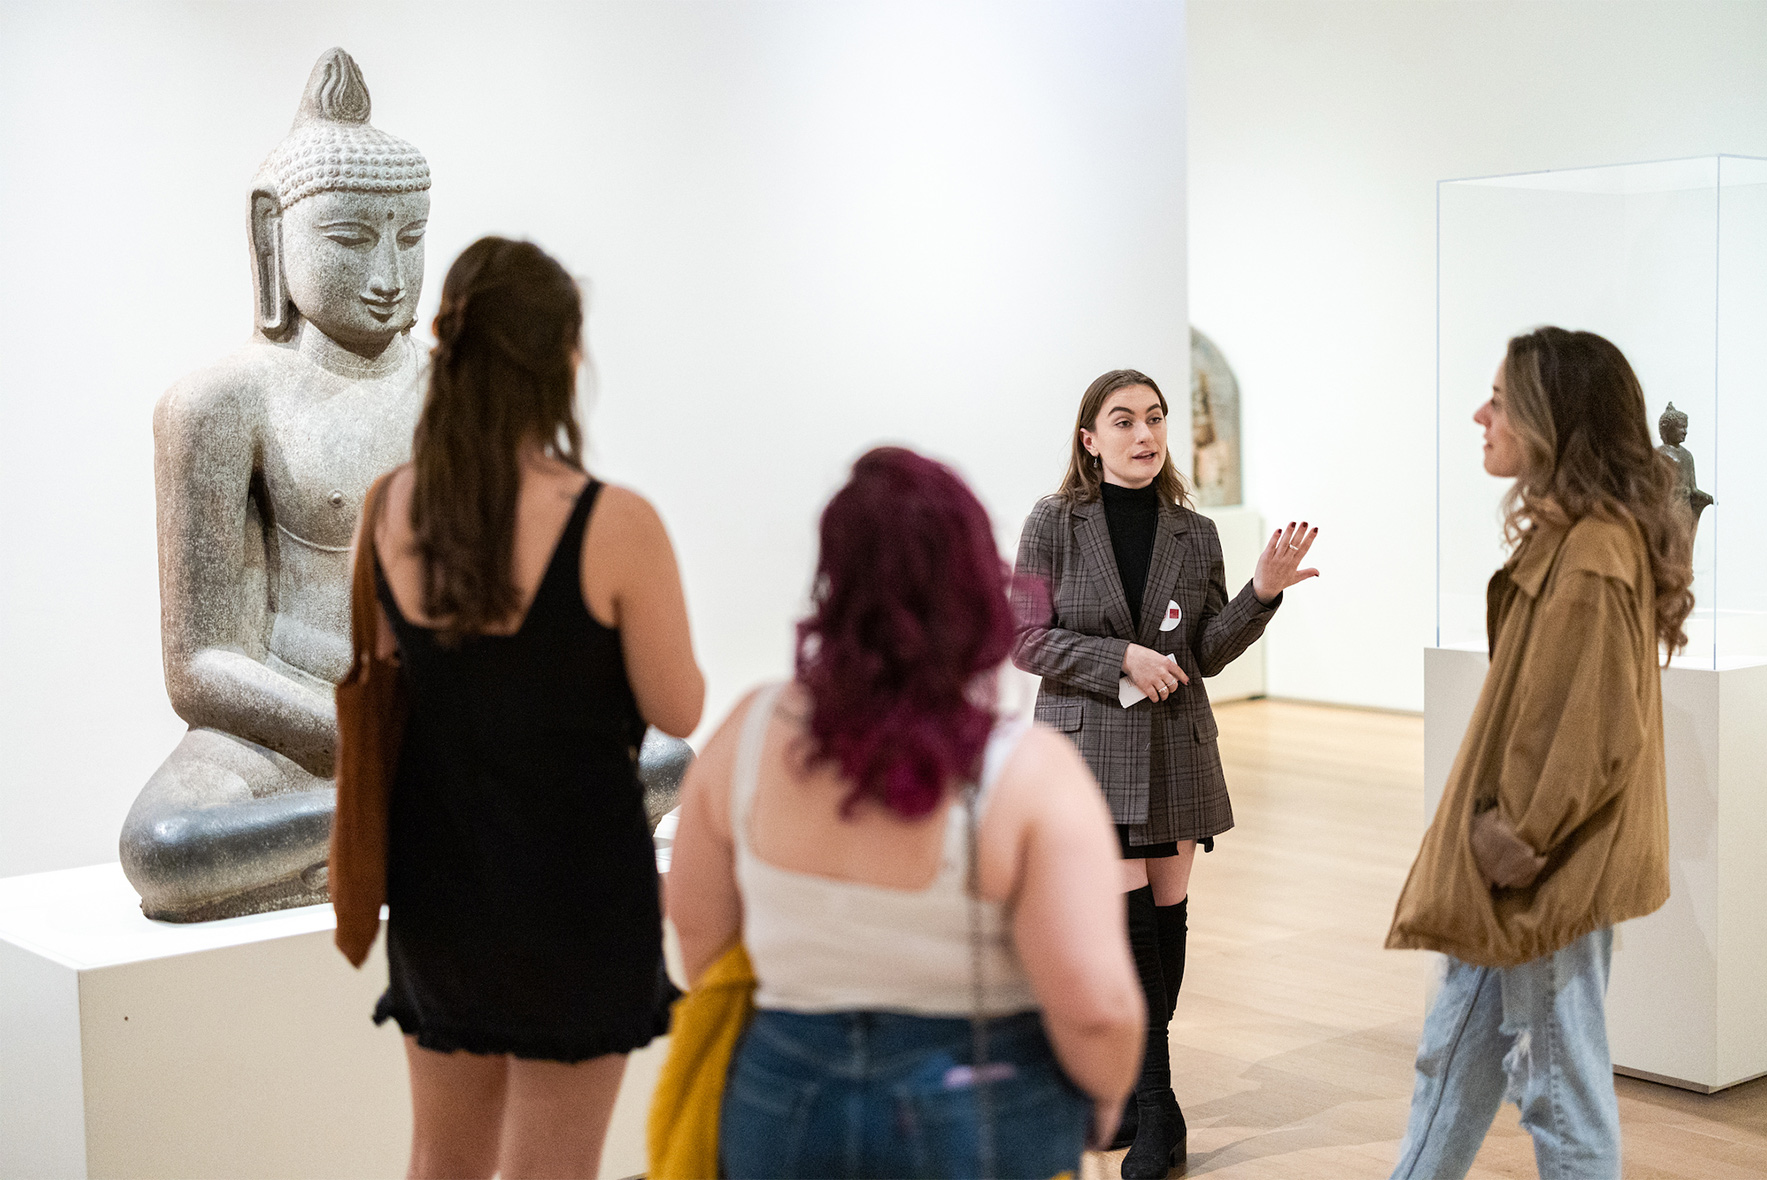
[1191,328,1242,508]
[122,48,691,921]
[1657,402,1714,533]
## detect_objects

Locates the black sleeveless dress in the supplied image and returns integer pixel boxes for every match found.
[371,481,674,1061]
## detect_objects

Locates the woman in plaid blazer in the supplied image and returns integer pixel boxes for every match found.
[1011,369,1319,1177]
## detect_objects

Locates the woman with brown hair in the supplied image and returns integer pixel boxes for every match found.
[1011,369,1320,1177]
[361,237,704,1177]
[1386,327,1694,1179]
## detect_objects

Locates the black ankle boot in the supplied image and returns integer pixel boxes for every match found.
[1121,1089,1187,1178]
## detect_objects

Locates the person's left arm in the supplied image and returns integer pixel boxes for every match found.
[1194,519,1318,676]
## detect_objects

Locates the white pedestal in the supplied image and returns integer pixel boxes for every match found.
[1200,504,1267,702]
[1424,647,1767,1093]
[0,864,668,1179]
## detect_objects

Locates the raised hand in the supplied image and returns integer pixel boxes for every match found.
[1252,520,1320,605]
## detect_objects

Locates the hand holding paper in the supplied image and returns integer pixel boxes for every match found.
[1119,651,1182,708]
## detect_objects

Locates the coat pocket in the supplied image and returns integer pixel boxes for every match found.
[1036,699,1083,733]
[1191,711,1219,744]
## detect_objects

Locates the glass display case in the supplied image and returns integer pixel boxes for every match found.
[1437,155,1767,669]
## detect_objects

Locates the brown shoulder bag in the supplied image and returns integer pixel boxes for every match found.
[330,471,408,967]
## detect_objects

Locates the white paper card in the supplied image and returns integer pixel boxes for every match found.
[1118,652,1180,708]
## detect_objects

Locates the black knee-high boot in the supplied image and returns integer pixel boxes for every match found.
[1155,898,1187,1023]
[1108,887,1161,1150]
[1122,894,1188,1178]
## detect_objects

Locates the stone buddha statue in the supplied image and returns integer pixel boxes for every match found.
[124,48,694,922]
[121,48,432,921]
[1657,402,1714,532]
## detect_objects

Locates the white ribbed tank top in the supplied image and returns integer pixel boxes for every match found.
[733,683,1040,1017]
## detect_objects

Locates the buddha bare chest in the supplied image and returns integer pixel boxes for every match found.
[256,372,420,550]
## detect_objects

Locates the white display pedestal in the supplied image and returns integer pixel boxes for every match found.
[0,864,667,1179]
[1200,504,1267,703]
[1424,647,1767,1093]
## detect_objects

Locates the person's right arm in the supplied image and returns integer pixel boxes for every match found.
[583,485,705,738]
[989,726,1144,1145]
[1008,499,1133,698]
[155,373,337,775]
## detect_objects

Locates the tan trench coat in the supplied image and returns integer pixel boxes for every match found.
[1387,514,1671,968]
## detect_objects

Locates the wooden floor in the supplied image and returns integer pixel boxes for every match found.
[1084,699,1767,1180]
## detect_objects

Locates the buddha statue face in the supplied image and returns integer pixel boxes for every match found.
[1659,404,1688,448]
[247,48,431,353]
[280,188,429,353]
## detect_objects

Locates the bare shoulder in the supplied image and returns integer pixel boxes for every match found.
[587,482,667,541]
[371,464,416,552]
[684,683,785,832]
[994,722,1105,817]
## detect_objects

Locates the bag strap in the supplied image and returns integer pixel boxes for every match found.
[350,472,398,666]
[963,778,995,1180]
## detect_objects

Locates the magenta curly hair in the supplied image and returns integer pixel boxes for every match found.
[795,447,1015,819]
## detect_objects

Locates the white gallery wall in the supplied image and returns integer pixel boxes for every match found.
[0,2,1187,879]
[1189,0,1767,711]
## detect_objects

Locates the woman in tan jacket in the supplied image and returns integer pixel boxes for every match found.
[1386,327,1693,1180]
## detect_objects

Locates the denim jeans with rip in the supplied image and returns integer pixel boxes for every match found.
[1390,927,1621,1180]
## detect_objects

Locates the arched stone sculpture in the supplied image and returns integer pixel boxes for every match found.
[1191,328,1242,508]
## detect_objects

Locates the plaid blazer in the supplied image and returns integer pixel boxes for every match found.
[1010,493,1279,843]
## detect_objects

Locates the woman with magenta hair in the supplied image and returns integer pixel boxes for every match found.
[668,446,1144,1179]
[1012,369,1320,1177]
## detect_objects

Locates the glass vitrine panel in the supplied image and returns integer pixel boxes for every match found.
[1438,155,1767,669]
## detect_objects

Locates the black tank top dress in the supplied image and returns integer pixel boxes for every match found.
[371,481,674,1061]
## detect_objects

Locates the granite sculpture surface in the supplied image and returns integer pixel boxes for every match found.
[1191,328,1242,507]
[122,49,691,921]
[1657,402,1713,533]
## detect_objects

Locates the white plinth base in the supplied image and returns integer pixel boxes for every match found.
[1424,647,1767,1093]
[1200,504,1267,702]
[0,864,668,1179]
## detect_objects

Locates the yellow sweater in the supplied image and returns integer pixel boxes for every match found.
[647,943,757,1180]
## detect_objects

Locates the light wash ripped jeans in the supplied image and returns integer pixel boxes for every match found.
[1391,927,1620,1180]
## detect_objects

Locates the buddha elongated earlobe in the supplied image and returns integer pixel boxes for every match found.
[249,189,292,339]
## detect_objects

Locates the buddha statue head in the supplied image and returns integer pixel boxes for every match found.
[249,48,431,355]
[1659,401,1689,448]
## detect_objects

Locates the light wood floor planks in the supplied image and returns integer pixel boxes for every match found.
[1084,699,1767,1179]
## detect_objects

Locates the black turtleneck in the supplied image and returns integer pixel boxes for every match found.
[1101,480,1160,628]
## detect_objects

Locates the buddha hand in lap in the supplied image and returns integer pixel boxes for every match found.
[120,49,430,921]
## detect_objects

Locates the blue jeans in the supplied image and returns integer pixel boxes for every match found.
[1391,927,1621,1180]
[720,1008,1090,1179]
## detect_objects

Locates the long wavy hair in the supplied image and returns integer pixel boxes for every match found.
[795,448,1016,819]
[1499,326,1694,655]
[1058,368,1191,507]
[410,237,584,641]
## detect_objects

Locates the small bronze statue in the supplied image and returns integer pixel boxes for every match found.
[1657,402,1714,531]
